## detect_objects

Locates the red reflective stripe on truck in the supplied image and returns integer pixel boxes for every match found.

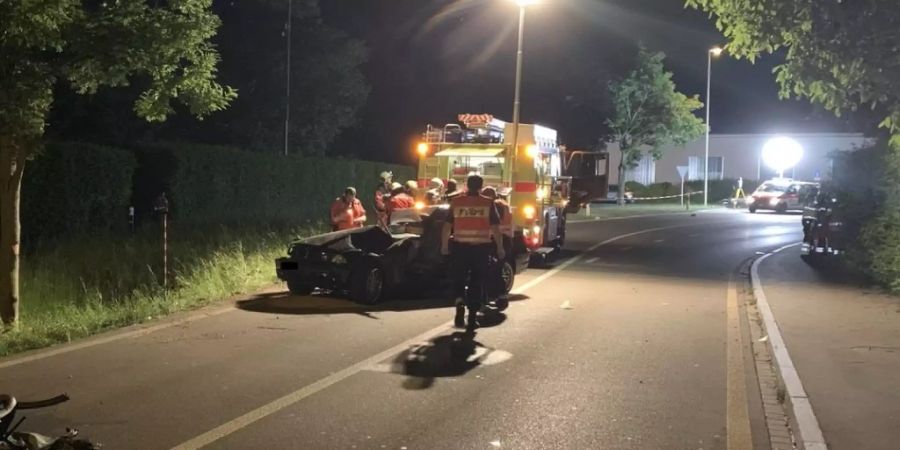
[515,182,537,193]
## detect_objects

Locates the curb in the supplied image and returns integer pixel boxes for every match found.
[751,243,828,450]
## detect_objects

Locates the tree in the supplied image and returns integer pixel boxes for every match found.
[685,0,900,291]
[606,48,705,205]
[0,0,236,326]
[42,0,369,156]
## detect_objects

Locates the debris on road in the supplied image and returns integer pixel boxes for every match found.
[560,301,573,309]
[490,440,502,447]
[758,335,769,342]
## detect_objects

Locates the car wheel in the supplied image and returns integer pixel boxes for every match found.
[748,206,757,213]
[501,260,516,295]
[286,280,315,296]
[775,203,788,214]
[350,257,385,305]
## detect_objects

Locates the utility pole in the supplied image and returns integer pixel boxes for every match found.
[283,0,293,156]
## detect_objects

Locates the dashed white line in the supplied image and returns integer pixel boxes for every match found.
[585,257,600,264]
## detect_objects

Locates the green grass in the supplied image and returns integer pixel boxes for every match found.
[0,223,325,357]
[571,203,719,220]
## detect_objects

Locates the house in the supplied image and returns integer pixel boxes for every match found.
[606,133,872,185]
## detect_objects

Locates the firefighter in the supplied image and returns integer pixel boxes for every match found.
[444,179,461,201]
[482,186,514,310]
[374,171,393,227]
[425,178,444,205]
[388,182,416,216]
[404,180,419,198]
[441,174,506,330]
[330,187,367,231]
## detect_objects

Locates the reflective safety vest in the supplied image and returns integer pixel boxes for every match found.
[496,199,513,237]
[451,194,494,244]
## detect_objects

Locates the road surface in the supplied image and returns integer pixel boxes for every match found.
[1,210,805,449]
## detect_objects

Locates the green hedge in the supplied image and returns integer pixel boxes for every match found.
[133,143,414,227]
[22,142,136,245]
[624,178,759,203]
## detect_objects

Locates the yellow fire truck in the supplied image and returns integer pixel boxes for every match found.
[416,114,576,262]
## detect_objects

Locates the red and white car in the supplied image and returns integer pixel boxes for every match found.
[748,179,819,214]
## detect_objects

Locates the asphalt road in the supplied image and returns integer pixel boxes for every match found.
[1,209,805,450]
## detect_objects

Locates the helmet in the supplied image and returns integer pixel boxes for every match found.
[429,178,444,190]
[379,171,393,182]
[481,186,498,199]
[405,180,419,191]
[498,187,512,198]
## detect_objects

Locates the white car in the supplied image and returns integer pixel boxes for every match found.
[605,184,634,204]
[748,179,818,214]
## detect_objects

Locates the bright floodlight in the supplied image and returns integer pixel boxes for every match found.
[512,0,539,6]
[762,136,804,177]
[710,47,724,56]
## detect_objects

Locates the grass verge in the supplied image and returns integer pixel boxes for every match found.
[0,223,324,357]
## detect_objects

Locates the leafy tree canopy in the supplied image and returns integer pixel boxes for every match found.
[685,0,900,143]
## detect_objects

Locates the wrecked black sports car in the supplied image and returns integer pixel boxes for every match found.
[275,206,530,304]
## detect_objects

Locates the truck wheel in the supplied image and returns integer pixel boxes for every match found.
[776,203,788,214]
[287,280,314,296]
[350,257,385,305]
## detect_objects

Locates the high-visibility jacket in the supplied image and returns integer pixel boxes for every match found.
[451,194,495,244]
[388,193,415,212]
[330,198,366,231]
[496,199,513,237]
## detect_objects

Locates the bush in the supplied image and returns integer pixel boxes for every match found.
[22,142,136,245]
[835,141,900,293]
[624,178,758,203]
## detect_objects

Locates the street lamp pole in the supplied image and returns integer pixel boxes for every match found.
[509,4,527,184]
[284,0,293,157]
[704,47,722,206]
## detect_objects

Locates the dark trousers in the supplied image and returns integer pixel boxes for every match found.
[451,243,492,311]
[487,236,512,300]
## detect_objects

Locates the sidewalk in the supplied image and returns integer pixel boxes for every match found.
[757,246,900,450]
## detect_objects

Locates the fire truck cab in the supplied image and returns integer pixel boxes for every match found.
[416,114,573,263]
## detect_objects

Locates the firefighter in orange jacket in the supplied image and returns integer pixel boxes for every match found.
[374,171,393,228]
[441,174,505,330]
[330,187,367,231]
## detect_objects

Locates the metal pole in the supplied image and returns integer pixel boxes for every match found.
[283,0,292,157]
[681,178,685,206]
[509,6,526,186]
[162,212,168,290]
[704,51,712,206]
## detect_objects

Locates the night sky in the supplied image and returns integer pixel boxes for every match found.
[322,0,852,164]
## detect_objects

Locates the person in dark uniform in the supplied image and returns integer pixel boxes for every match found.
[441,174,505,330]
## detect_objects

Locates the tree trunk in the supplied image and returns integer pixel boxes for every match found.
[0,143,24,327]
[617,152,627,206]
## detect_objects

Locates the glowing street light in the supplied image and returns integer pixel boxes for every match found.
[704,46,724,206]
[762,136,804,178]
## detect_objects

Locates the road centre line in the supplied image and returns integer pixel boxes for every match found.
[168,222,707,450]
[752,243,827,450]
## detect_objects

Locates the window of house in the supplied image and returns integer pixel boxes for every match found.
[688,156,724,180]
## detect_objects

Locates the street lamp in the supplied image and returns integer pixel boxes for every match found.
[508,0,539,184]
[704,46,723,206]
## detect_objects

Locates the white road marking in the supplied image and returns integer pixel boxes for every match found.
[653,239,665,244]
[584,257,600,264]
[168,223,702,450]
[752,243,827,450]
[726,278,752,450]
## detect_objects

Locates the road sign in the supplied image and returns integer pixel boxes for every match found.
[676,166,688,206]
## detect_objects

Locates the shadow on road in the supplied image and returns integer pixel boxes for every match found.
[387,329,512,390]
[235,291,528,318]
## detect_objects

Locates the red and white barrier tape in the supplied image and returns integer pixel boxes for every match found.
[630,191,704,201]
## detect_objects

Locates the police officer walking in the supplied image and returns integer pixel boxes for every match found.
[441,174,506,330]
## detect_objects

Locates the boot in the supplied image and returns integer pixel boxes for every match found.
[454,298,466,328]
